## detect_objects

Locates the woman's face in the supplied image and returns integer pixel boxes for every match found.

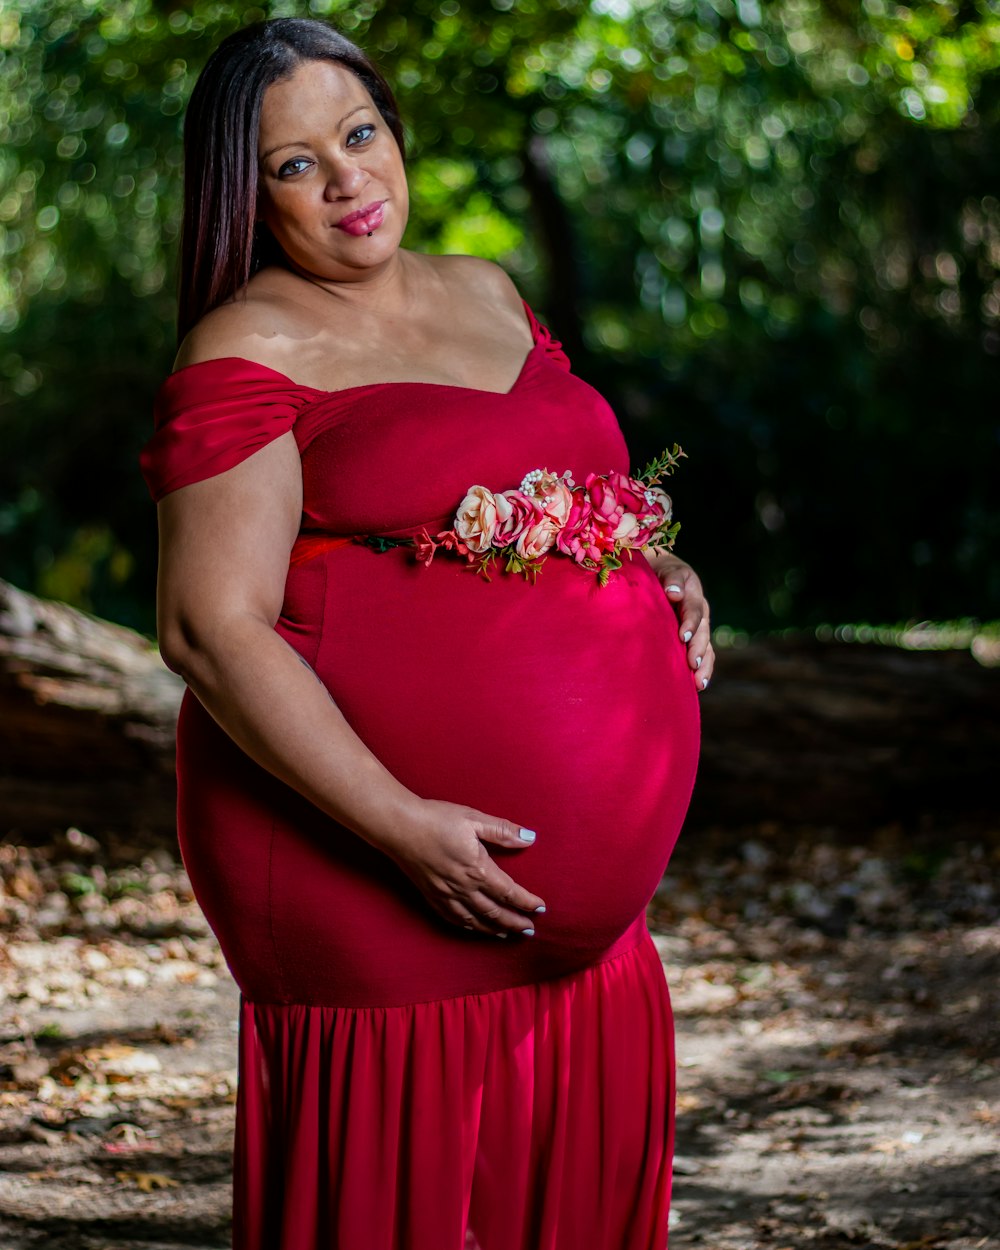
[256,58,408,281]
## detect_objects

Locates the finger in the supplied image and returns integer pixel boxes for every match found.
[469,814,546,913]
[473,814,540,850]
[673,574,706,643]
[694,644,716,693]
[686,617,712,671]
[466,889,538,936]
[480,861,547,919]
[660,564,689,604]
[445,898,510,938]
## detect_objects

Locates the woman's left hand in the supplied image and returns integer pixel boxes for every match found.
[643,551,715,692]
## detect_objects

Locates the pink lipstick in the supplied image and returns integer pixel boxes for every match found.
[336,200,386,236]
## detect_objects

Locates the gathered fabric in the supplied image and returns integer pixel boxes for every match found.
[234,930,675,1250]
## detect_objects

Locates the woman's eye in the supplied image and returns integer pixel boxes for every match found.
[277,157,311,177]
[346,124,376,147]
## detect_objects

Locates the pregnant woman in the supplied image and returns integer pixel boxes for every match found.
[139,18,713,1250]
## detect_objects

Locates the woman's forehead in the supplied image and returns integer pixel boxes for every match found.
[259,60,374,140]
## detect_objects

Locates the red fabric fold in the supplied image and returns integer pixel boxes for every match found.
[139,358,315,502]
[520,299,572,372]
[287,533,355,567]
[234,928,674,1250]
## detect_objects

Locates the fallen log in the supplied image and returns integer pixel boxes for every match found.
[0,579,182,838]
[1,578,997,839]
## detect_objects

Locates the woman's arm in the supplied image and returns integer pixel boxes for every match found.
[155,432,546,936]
[642,549,715,690]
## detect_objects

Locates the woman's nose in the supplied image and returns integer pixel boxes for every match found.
[324,159,366,200]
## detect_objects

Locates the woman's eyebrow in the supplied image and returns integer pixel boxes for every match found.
[259,106,371,161]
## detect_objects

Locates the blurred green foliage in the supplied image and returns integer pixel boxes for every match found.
[1,0,998,634]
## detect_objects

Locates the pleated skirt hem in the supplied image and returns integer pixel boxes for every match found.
[233,924,675,1250]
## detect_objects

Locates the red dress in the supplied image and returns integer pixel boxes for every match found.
[139,301,700,1250]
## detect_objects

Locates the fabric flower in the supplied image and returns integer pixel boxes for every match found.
[556,488,617,565]
[413,529,439,567]
[435,528,476,562]
[404,447,681,583]
[584,472,625,527]
[454,486,504,553]
[539,480,573,527]
[517,515,559,560]
[628,488,673,547]
[519,470,574,527]
[645,487,672,523]
[493,489,542,549]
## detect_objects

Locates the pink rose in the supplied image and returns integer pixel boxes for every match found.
[493,489,542,549]
[606,471,648,515]
[584,472,625,527]
[600,475,673,548]
[454,486,503,553]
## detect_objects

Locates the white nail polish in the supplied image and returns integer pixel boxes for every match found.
[701,677,709,689]
[694,655,702,668]
[666,584,682,594]
[682,630,693,643]
[534,905,546,913]
[519,828,536,842]
[522,928,535,937]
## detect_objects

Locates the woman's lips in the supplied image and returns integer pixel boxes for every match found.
[336,200,386,236]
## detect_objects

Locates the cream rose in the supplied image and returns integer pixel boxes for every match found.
[539,480,574,527]
[612,512,640,542]
[454,486,508,553]
[516,516,559,561]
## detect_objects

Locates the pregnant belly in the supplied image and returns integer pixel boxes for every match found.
[268,545,701,994]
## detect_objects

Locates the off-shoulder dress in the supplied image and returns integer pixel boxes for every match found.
[139,300,701,1250]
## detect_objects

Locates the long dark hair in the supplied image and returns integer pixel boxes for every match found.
[177,18,405,343]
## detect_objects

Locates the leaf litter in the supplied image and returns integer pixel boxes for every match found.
[0,821,996,1248]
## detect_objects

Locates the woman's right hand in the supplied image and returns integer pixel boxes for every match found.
[382,798,546,939]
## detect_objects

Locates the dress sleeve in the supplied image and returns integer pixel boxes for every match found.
[138,358,312,503]
[520,299,572,372]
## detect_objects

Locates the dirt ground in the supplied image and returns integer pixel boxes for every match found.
[0,821,997,1250]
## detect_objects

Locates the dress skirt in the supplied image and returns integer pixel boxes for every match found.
[234,928,675,1250]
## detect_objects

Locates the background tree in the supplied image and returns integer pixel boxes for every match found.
[1,0,998,635]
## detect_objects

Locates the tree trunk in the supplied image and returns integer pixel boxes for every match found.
[0,579,182,839]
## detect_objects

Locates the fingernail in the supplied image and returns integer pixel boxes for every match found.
[522,928,535,937]
[694,655,702,668]
[519,828,536,842]
[682,630,693,643]
[534,904,546,913]
[666,584,682,594]
[496,933,508,939]
[701,677,709,689]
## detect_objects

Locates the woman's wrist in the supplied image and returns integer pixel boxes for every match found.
[340,763,426,860]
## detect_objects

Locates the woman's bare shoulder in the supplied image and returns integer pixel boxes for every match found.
[172,272,313,374]
[423,253,528,326]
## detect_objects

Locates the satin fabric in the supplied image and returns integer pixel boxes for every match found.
[140,300,700,1249]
